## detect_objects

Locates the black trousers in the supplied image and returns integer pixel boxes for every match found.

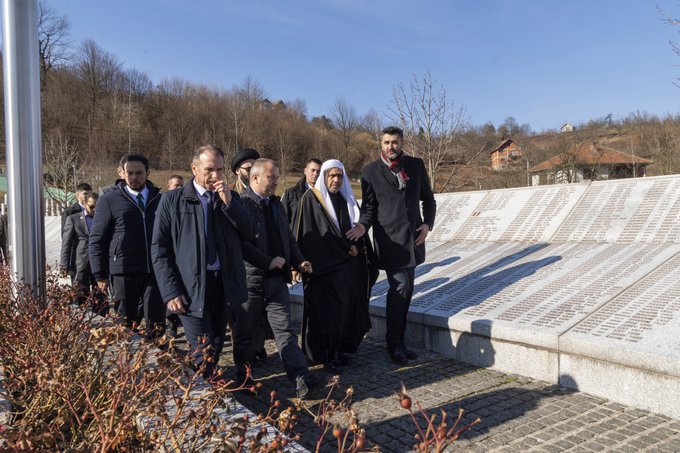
[179,271,249,384]
[233,276,308,382]
[385,267,415,351]
[178,271,231,378]
[111,273,164,332]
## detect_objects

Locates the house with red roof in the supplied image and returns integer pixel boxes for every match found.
[490,139,524,170]
[527,142,653,186]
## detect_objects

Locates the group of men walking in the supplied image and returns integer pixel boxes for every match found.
[58,125,436,398]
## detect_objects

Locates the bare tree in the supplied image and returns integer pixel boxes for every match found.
[38,0,70,89]
[72,39,124,157]
[330,96,358,163]
[360,108,383,141]
[388,69,468,191]
[43,129,80,209]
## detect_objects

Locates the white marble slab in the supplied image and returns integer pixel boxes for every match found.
[452,184,588,242]
[561,249,680,376]
[416,243,680,349]
[552,175,680,243]
[428,191,488,242]
[45,216,61,268]
[369,242,549,321]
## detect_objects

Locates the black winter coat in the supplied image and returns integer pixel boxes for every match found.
[281,176,309,230]
[89,182,161,280]
[151,181,255,317]
[239,187,306,291]
[359,155,436,270]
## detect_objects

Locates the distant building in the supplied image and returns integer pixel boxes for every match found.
[527,142,653,186]
[560,123,575,133]
[260,99,286,110]
[490,139,523,170]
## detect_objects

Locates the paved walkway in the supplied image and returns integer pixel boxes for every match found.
[211,337,680,452]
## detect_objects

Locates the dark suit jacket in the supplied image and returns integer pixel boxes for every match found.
[239,187,306,289]
[60,212,93,283]
[61,202,83,273]
[61,202,83,231]
[359,155,436,270]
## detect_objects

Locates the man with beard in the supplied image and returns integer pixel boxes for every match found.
[89,154,165,338]
[347,126,436,365]
[295,159,374,373]
[230,148,260,193]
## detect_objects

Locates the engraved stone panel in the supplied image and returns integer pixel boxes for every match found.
[452,184,588,242]
[427,191,488,242]
[552,175,680,243]
[561,250,680,374]
[370,242,549,313]
[421,243,680,345]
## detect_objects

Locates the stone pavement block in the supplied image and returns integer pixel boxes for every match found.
[580,440,606,451]
[613,445,638,453]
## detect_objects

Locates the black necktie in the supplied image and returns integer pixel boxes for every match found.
[136,192,144,210]
[205,191,218,267]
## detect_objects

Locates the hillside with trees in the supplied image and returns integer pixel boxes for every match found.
[2,2,680,205]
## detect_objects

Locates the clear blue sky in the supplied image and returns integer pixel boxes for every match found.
[31,0,680,131]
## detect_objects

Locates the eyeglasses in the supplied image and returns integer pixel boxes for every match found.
[240,166,252,172]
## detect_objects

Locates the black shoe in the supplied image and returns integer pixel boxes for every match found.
[337,352,351,366]
[401,346,417,360]
[389,349,408,365]
[296,373,321,399]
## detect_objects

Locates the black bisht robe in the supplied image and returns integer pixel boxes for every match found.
[294,189,375,364]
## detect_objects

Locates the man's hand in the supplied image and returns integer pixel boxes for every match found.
[212,179,232,205]
[291,270,301,283]
[167,295,188,314]
[97,279,109,294]
[346,223,365,241]
[269,256,286,270]
[349,245,358,257]
[415,224,430,246]
[299,261,313,273]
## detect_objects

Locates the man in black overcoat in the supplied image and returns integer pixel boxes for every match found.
[347,126,436,364]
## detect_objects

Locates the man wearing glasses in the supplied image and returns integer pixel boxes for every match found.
[230,148,260,193]
[61,192,105,313]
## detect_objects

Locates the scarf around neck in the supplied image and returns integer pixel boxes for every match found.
[380,150,409,191]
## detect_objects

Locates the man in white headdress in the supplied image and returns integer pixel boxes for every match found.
[294,159,376,373]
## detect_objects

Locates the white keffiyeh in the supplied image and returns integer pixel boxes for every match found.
[314,159,360,230]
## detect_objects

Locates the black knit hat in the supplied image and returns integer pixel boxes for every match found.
[230,148,260,174]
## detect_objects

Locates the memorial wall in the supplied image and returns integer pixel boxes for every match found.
[364,174,680,418]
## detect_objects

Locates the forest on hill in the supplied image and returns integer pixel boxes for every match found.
[2,2,680,203]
